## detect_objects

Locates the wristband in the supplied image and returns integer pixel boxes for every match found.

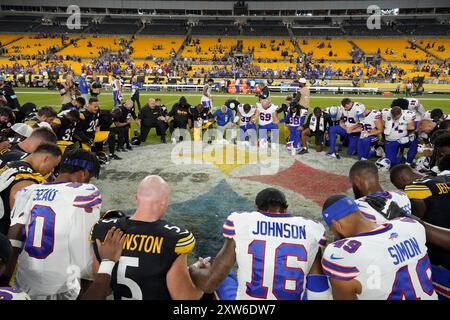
[10,239,23,249]
[97,260,115,275]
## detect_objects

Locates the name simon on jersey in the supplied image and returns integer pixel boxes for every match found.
[388,237,422,265]
[252,221,307,240]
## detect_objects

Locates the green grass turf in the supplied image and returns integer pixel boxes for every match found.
[14,88,450,146]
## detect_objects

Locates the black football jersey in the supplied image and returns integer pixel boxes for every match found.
[91,217,196,300]
[77,109,99,141]
[405,172,450,269]
[53,115,76,141]
[0,161,46,235]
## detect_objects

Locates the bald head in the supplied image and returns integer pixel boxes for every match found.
[134,175,170,221]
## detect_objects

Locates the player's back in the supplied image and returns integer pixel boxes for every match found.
[225,211,326,300]
[322,219,437,300]
[14,182,101,299]
[360,110,381,132]
[355,190,411,224]
[342,103,364,127]
[91,217,196,300]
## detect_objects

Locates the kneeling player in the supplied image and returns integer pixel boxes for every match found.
[255,99,279,148]
[235,103,257,146]
[299,107,333,154]
[357,109,384,160]
[6,149,101,300]
[321,195,437,300]
[327,99,364,159]
[189,188,331,300]
[279,104,306,153]
[383,106,418,167]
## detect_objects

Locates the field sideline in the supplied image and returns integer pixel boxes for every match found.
[13,88,450,145]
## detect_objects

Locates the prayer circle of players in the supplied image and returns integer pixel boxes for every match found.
[171,126,279,146]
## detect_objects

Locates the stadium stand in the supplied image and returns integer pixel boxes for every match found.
[57,36,129,58]
[297,39,353,60]
[131,37,183,59]
[351,38,431,62]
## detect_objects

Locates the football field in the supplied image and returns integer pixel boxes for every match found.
[14,88,450,145]
[12,88,449,257]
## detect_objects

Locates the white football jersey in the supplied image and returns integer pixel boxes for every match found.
[355,190,412,224]
[342,103,365,128]
[201,84,212,102]
[406,98,425,121]
[112,79,120,92]
[10,182,102,299]
[322,219,437,300]
[383,109,416,141]
[257,103,278,126]
[237,104,256,126]
[223,211,326,300]
[360,110,382,135]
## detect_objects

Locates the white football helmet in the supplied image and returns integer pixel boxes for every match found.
[327,106,339,120]
[0,287,31,300]
[375,157,391,172]
[415,156,431,173]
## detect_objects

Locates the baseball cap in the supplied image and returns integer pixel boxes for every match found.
[322,195,359,227]
[37,122,53,130]
[0,233,12,264]
[299,78,307,84]
[11,123,33,138]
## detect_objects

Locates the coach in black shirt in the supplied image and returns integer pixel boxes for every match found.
[0,77,20,112]
[138,98,168,143]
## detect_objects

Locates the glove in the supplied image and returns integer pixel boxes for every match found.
[0,168,18,193]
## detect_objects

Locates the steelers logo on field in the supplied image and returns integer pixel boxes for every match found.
[94,142,394,257]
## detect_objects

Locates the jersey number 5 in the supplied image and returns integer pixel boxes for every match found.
[246,240,307,300]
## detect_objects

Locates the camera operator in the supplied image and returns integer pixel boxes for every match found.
[58,75,81,107]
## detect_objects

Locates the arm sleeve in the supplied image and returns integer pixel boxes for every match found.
[222,213,236,239]
[404,183,432,200]
[10,187,34,226]
[72,185,102,209]
[322,246,360,281]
